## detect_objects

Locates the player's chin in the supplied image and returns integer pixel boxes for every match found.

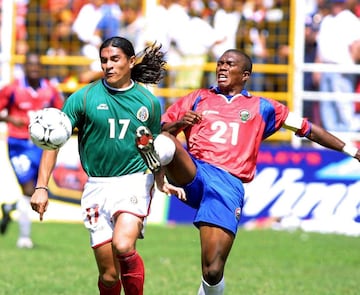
[104,75,117,85]
[217,79,228,87]
[216,82,229,92]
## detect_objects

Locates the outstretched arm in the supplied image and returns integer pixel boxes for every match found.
[283,112,360,161]
[306,124,360,161]
[0,114,27,127]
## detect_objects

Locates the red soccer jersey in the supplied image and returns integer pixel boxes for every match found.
[0,77,64,139]
[162,88,289,182]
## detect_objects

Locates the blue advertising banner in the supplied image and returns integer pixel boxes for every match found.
[167,145,360,230]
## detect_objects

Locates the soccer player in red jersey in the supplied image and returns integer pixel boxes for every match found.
[0,52,64,248]
[136,49,360,294]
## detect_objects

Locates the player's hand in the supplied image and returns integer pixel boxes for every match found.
[30,189,49,221]
[8,116,26,127]
[161,183,187,201]
[355,151,360,162]
[181,111,202,127]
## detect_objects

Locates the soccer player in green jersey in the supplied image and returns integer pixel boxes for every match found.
[30,36,184,295]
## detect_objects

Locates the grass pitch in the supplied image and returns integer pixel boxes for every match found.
[0,222,359,295]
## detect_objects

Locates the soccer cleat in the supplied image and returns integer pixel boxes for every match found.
[16,237,34,249]
[136,126,161,172]
[0,203,14,234]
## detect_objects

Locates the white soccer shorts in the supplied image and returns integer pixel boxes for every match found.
[81,172,154,248]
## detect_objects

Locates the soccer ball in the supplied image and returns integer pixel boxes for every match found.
[29,108,72,150]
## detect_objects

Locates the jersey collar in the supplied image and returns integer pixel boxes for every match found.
[103,79,135,91]
[210,86,252,98]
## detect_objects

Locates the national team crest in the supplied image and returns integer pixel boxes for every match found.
[235,207,242,221]
[239,109,251,122]
[85,205,99,226]
[137,106,149,122]
[130,196,138,204]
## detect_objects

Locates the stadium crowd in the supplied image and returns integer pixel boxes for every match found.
[5,0,360,132]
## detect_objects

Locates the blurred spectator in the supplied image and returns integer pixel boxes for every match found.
[315,0,360,132]
[206,0,238,86]
[0,52,64,248]
[15,0,28,54]
[142,0,172,52]
[168,0,224,89]
[198,0,219,24]
[119,0,147,54]
[263,0,290,92]
[46,8,83,84]
[48,9,81,57]
[95,0,122,41]
[347,0,360,17]
[303,13,321,126]
[72,0,105,48]
[353,39,360,115]
[212,0,242,61]
[304,0,318,16]
[164,0,191,92]
[71,0,89,18]
[72,0,106,83]
[167,0,191,63]
[142,0,173,112]
[237,0,268,92]
[45,0,70,12]
[25,0,54,55]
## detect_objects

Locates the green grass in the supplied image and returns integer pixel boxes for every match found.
[0,222,359,295]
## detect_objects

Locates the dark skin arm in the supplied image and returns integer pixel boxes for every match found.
[0,114,27,127]
[305,124,360,161]
[162,110,202,135]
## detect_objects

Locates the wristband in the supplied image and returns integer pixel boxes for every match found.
[342,144,358,158]
[35,186,49,191]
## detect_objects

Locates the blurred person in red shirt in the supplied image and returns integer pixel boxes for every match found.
[0,52,64,248]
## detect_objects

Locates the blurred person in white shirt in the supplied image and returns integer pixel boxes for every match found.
[169,0,224,89]
[315,0,360,132]
[211,0,242,61]
[72,0,105,82]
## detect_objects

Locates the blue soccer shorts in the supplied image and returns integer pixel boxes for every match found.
[8,137,43,184]
[182,157,245,236]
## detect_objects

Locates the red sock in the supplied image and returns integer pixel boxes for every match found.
[117,250,145,295]
[98,277,121,295]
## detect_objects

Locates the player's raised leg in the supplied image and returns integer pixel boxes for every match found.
[135,126,161,172]
[135,126,196,186]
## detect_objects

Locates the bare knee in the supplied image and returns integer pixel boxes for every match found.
[94,243,119,285]
[199,225,234,285]
[97,258,118,285]
[99,270,118,286]
[112,239,134,255]
[202,264,224,285]
[112,212,142,255]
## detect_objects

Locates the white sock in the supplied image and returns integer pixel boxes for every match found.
[154,134,176,165]
[198,276,225,295]
[17,195,31,238]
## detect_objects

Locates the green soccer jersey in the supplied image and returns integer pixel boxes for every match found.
[62,80,161,177]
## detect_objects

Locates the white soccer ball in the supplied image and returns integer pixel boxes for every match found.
[29,108,72,150]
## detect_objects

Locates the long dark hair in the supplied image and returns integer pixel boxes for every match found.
[99,36,167,84]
